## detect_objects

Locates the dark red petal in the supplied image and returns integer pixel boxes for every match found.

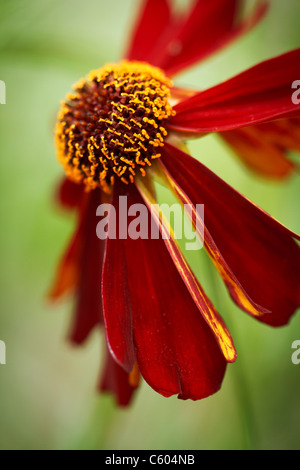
[57,177,84,210]
[152,0,268,77]
[168,49,300,133]
[102,184,136,373]
[102,184,227,400]
[156,158,269,320]
[125,0,172,62]
[49,192,92,300]
[49,213,83,301]
[161,143,300,327]
[221,119,299,179]
[50,190,104,343]
[99,349,138,407]
[137,178,236,363]
[70,190,105,344]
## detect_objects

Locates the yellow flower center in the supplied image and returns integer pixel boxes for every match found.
[55,61,175,192]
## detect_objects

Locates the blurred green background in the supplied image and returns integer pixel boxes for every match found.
[0,0,299,450]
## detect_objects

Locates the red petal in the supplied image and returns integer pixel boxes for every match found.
[51,189,105,344]
[49,192,92,301]
[161,143,300,327]
[99,349,138,407]
[168,49,300,133]
[136,178,237,363]
[102,184,136,373]
[125,0,172,62]
[102,184,228,400]
[157,157,269,319]
[48,214,83,301]
[57,177,84,210]
[221,119,299,178]
[152,0,268,77]
[70,189,105,344]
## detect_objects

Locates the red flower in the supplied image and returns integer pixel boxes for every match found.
[50,0,300,406]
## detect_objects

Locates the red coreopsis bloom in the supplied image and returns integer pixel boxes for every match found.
[50,0,300,406]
